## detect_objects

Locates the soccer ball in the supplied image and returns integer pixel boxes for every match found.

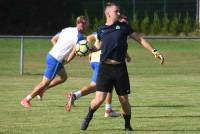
[75,40,90,56]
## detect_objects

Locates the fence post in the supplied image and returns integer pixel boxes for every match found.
[20,36,24,76]
[197,0,200,25]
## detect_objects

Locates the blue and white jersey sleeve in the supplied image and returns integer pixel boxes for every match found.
[77,32,86,43]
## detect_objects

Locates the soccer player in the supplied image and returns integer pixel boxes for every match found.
[80,2,164,131]
[66,32,121,118]
[20,16,88,108]
[66,15,132,117]
[36,32,61,100]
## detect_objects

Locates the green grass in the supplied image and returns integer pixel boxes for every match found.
[0,38,200,134]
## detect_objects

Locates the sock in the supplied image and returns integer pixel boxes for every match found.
[123,114,131,128]
[26,95,32,101]
[74,91,82,100]
[85,106,97,120]
[105,104,112,112]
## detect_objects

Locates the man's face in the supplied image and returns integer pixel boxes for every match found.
[107,5,120,22]
[77,20,88,32]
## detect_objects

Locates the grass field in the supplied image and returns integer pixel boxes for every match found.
[0,38,200,134]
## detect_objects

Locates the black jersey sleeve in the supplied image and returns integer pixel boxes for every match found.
[125,23,134,35]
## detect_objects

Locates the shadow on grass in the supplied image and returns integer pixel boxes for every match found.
[136,115,200,118]
[46,104,200,109]
[83,128,200,132]
[134,129,200,132]
[132,104,196,108]
[24,73,43,76]
[85,128,124,131]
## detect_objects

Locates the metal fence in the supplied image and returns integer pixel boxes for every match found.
[0,35,200,76]
[84,0,197,20]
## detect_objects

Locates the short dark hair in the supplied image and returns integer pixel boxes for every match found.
[104,2,119,12]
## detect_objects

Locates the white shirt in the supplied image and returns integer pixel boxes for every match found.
[90,50,101,62]
[49,27,84,62]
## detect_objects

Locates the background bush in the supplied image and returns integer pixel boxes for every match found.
[140,14,150,35]
[131,13,140,32]
[182,12,192,35]
[87,12,198,36]
[161,14,170,34]
[150,12,161,35]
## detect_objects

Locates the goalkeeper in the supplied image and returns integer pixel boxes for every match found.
[80,2,164,131]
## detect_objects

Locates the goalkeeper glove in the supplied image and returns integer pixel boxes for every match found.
[152,49,164,64]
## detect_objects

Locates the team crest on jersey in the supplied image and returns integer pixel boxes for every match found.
[116,25,120,29]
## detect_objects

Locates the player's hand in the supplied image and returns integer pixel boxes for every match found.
[152,49,164,64]
[126,56,131,62]
[87,42,93,51]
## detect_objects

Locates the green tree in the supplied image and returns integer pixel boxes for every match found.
[182,12,191,35]
[92,16,105,32]
[193,19,200,35]
[131,13,139,32]
[169,13,181,35]
[150,12,161,35]
[92,17,100,31]
[161,13,170,34]
[141,14,150,35]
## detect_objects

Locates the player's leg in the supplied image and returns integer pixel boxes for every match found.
[65,82,96,112]
[104,92,121,117]
[79,82,96,96]
[37,68,67,100]
[118,95,132,131]
[74,62,99,100]
[114,63,133,131]
[65,62,98,111]
[81,63,113,130]
[48,68,67,88]
[21,76,51,107]
[21,54,63,107]
[81,91,107,130]
[73,81,96,100]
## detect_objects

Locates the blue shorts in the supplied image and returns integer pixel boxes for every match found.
[44,54,64,80]
[90,62,100,83]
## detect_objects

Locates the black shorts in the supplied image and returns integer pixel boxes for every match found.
[96,62,130,96]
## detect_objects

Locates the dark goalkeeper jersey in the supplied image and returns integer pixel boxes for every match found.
[97,21,134,63]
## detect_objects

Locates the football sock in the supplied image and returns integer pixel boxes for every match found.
[105,104,112,112]
[26,95,32,101]
[74,91,82,100]
[123,114,131,128]
[80,106,97,130]
[87,106,96,117]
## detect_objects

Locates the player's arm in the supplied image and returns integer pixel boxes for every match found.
[51,35,59,45]
[129,32,164,64]
[86,34,101,52]
[87,34,96,43]
[93,38,101,50]
[64,46,76,64]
